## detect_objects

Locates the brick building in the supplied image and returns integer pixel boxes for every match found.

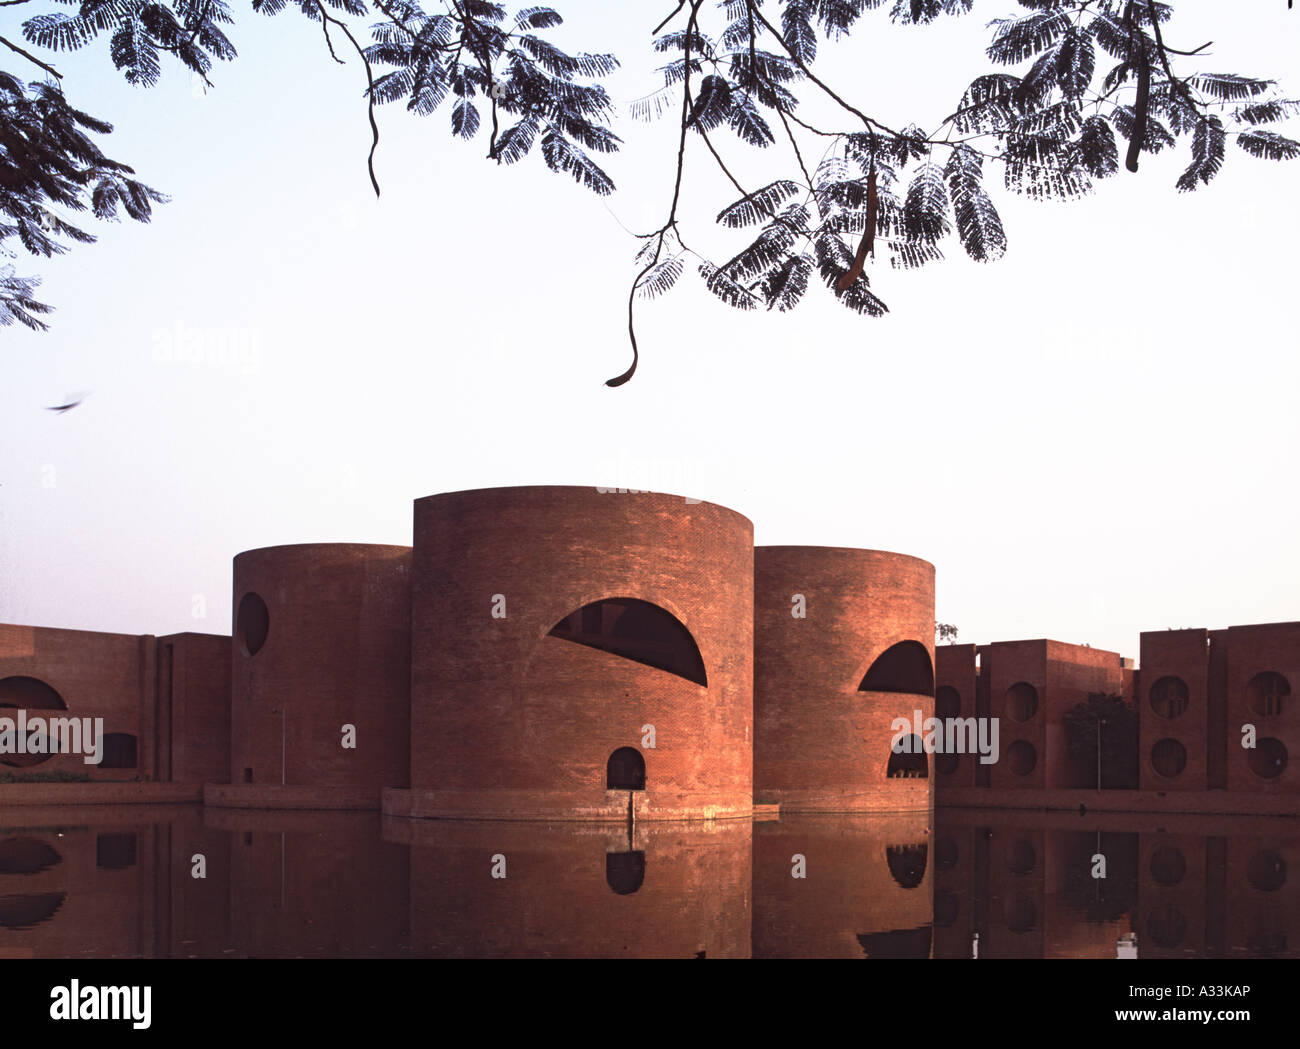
[1,485,1296,818]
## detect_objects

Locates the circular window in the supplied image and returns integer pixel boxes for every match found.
[1150,738,1187,779]
[237,592,270,656]
[1149,845,1186,887]
[936,752,959,775]
[1246,850,1286,892]
[1004,682,1038,722]
[1007,740,1037,777]
[1247,737,1288,780]
[1149,676,1189,719]
[1148,904,1187,948]
[935,836,958,871]
[1007,838,1036,876]
[935,686,961,718]
[0,676,67,768]
[1248,672,1290,717]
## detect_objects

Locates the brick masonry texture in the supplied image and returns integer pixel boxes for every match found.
[396,487,754,820]
[754,546,935,813]
[227,543,412,808]
[2,485,1297,817]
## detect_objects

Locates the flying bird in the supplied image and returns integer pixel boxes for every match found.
[46,392,90,414]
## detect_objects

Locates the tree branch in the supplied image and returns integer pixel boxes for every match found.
[313,1,381,197]
[0,35,62,79]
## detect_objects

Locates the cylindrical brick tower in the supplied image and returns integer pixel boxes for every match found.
[384,486,754,821]
[206,543,412,810]
[753,546,935,812]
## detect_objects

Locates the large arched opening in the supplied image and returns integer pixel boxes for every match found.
[549,598,707,685]
[858,641,934,695]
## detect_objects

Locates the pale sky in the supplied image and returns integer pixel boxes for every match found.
[1,1,1296,661]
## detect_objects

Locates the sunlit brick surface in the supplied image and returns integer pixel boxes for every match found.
[393,487,754,821]
[753,546,935,813]
[223,543,412,808]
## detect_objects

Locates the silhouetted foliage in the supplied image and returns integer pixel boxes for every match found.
[1063,690,1139,790]
[1061,829,1139,924]
[3,1,1297,381]
[0,72,165,329]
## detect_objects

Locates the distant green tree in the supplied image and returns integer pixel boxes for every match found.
[936,622,959,644]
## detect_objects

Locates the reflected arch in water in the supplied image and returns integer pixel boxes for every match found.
[0,892,66,929]
[0,837,62,876]
[856,926,932,958]
[605,851,646,895]
[886,843,928,889]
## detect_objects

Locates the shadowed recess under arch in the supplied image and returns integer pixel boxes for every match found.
[549,598,707,686]
[858,641,934,696]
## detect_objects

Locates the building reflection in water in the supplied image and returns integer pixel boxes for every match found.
[0,806,1296,958]
[931,808,1299,959]
[752,813,934,958]
[389,817,753,958]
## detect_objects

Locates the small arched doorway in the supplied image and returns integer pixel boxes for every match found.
[606,747,646,790]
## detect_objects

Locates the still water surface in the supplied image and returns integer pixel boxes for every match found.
[0,805,1293,958]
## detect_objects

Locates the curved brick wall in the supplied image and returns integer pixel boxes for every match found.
[386,486,753,821]
[754,546,935,812]
[214,543,412,810]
